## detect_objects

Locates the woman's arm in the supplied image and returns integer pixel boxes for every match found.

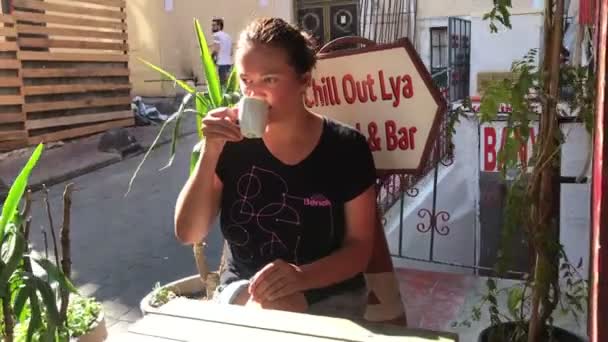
[174,145,223,244]
[298,184,376,288]
[249,185,377,301]
[174,107,241,244]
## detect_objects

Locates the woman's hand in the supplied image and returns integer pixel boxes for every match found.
[249,259,308,302]
[201,107,242,154]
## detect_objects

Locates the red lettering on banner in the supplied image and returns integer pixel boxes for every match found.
[386,121,398,151]
[322,77,334,105]
[342,74,356,104]
[398,126,409,149]
[484,127,497,171]
[368,122,382,151]
[322,78,330,106]
[497,127,509,171]
[516,129,528,168]
[331,76,341,104]
[356,80,369,102]
[328,77,337,104]
[367,74,378,101]
[379,70,392,101]
[389,76,402,107]
[408,127,417,149]
[306,71,415,108]
[483,126,539,171]
[402,75,414,99]
[516,127,538,168]
[311,79,324,106]
[385,121,417,151]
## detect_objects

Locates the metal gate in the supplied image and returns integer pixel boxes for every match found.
[358,0,417,43]
[448,17,471,102]
[296,0,417,47]
[382,18,474,275]
[296,0,360,47]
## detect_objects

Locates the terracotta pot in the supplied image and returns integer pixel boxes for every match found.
[140,273,219,315]
[72,310,107,342]
[478,322,587,342]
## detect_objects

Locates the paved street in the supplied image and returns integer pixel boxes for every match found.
[25,133,224,334]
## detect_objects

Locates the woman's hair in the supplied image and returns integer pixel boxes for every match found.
[238,17,317,75]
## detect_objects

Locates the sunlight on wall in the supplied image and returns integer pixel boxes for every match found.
[128,0,164,96]
[418,0,544,18]
[127,0,293,97]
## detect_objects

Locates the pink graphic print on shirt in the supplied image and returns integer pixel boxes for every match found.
[225,166,334,264]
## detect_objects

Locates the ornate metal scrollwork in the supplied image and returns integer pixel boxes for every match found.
[416,209,451,236]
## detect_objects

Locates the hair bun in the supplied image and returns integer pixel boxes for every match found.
[238,17,317,75]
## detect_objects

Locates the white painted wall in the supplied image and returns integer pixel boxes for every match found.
[418,0,545,18]
[414,13,543,97]
[560,123,592,278]
[469,13,544,95]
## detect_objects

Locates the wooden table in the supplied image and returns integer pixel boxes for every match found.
[118,298,458,341]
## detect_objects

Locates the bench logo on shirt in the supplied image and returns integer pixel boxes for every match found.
[303,194,332,207]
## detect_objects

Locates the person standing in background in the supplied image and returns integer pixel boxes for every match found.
[212,18,233,86]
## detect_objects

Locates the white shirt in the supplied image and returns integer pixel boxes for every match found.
[213,31,233,66]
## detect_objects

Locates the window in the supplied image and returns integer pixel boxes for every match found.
[448,17,471,102]
[430,27,448,92]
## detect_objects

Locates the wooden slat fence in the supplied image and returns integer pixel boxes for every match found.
[0,13,27,151]
[0,0,133,151]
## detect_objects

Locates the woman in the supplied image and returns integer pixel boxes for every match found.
[174,17,377,318]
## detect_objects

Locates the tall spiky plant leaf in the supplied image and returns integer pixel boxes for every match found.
[195,95,208,138]
[225,67,240,94]
[190,141,204,175]
[138,58,195,94]
[138,57,209,108]
[126,112,177,196]
[27,292,41,342]
[160,93,194,171]
[194,18,221,107]
[14,286,31,322]
[0,144,43,240]
[32,277,59,339]
[31,257,78,294]
[0,229,25,293]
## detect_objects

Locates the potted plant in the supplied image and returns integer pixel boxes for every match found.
[128,18,239,313]
[1,145,107,341]
[455,1,593,341]
[65,295,106,342]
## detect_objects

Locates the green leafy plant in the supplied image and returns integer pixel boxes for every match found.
[483,0,513,33]
[149,282,177,308]
[0,145,81,341]
[454,1,594,341]
[65,295,102,337]
[128,17,242,306]
[127,18,241,194]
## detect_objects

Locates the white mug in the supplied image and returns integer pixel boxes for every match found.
[238,96,269,139]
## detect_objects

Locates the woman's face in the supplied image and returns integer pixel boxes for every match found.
[236,43,309,120]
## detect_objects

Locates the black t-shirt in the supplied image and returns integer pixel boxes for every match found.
[215,117,376,303]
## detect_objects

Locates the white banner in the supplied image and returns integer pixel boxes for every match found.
[307,40,445,173]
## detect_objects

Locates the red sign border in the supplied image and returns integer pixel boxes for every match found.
[316,36,447,175]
